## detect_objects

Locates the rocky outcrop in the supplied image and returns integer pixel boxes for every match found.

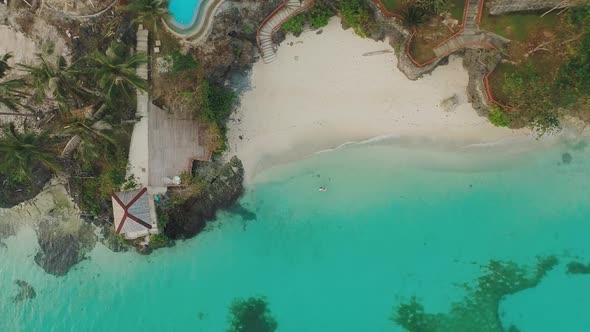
[164,156,245,239]
[489,0,586,15]
[463,49,503,116]
[12,280,36,303]
[33,208,97,276]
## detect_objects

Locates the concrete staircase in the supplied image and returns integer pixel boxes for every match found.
[433,0,483,57]
[463,0,480,34]
[257,0,313,64]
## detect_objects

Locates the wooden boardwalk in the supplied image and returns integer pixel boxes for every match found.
[147,104,208,187]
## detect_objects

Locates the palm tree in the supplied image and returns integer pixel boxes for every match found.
[0,53,13,78]
[0,78,28,112]
[126,0,170,32]
[60,118,115,163]
[0,123,60,181]
[0,53,28,112]
[85,43,148,99]
[18,53,84,114]
[401,4,427,28]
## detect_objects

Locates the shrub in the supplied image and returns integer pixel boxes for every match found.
[201,80,236,126]
[149,233,169,249]
[309,6,331,29]
[200,80,236,152]
[414,0,449,15]
[281,14,306,35]
[502,64,560,135]
[488,105,512,127]
[340,0,377,38]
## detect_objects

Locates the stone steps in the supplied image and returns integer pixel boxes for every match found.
[256,0,313,64]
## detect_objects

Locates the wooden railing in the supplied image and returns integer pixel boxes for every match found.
[374,0,511,110]
[255,0,316,55]
[373,0,471,67]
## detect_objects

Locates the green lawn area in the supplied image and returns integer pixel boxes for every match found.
[480,6,558,42]
[381,0,466,21]
[449,0,467,22]
[380,0,403,13]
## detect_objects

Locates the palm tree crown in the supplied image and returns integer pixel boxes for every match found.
[85,43,148,99]
[127,0,170,31]
[18,53,84,113]
[0,123,60,181]
[0,53,28,112]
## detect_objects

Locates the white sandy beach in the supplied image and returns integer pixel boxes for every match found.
[227,18,532,180]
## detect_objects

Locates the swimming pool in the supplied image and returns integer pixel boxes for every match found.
[168,0,203,27]
[165,0,224,40]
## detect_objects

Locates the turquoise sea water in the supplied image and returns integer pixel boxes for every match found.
[2,138,590,331]
[168,0,203,27]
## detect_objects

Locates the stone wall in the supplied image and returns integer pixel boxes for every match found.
[489,0,587,15]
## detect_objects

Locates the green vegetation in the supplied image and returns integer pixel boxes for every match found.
[71,129,134,216]
[400,4,428,28]
[85,42,148,99]
[308,5,332,29]
[169,173,206,206]
[201,80,236,153]
[19,52,86,114]
[380,0,403,13]
[448,0,466,21]
[487,105,512,127]
[227,297,278,332]
[0,53,27,112]
[170,50,199,73]
[281,14,306,35]
[391,256,558,331]
[555,25,590,105]
[149,233,170,249]
[0,123,59,183]
[481,10,558,42]
[340,0,377,38]
[483,3,590,134]
[281,5,333,34]
[567,261,590,274]
[126,0,170,32]
[412,0,450,16]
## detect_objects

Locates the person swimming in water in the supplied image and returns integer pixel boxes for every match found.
[319,187,327,192]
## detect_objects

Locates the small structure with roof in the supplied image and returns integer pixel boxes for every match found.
[111,188,159,240]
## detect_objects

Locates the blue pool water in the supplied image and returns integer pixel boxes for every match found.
[2,138,590,331]
[168,0,203,27]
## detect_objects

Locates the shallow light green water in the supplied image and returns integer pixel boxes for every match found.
[1,138,590,331]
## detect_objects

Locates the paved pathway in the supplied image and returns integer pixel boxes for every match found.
[433,0,484,57]
[257,0,314,64]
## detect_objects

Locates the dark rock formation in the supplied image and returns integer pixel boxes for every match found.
[489,0,586,15]
[164,156,245,239]
[35,232,82,276]
[12,280,36,303]
[34,216,97,276]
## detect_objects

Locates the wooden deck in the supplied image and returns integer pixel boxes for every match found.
[148,104,208,187]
